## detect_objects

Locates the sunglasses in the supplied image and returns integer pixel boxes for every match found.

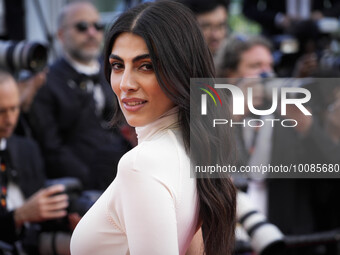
[73,21,105,32]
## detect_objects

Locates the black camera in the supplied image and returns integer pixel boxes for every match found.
[19,178,102,255]
[0,40,48,73]
[45,177,100,216]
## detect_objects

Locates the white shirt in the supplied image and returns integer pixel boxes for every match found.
[70,108,199,255]
[65,55,105,116]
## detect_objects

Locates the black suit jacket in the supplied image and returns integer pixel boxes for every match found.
[30,57,128,190]
[0,135,45,244]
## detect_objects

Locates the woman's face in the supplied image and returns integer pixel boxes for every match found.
[109,32,175,127]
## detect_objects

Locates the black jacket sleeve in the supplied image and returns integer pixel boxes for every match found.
[0,211,19,244]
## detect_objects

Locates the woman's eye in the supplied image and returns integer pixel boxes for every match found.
[111,62,123,70]
[140,63,153,71]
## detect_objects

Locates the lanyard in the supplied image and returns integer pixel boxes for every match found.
[0,153,8,210]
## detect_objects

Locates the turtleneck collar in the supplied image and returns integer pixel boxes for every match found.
[135,107,180,144]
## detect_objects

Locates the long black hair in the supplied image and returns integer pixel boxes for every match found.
[104,2,236,255]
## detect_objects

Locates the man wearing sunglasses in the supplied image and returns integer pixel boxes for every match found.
[57,2,105,66]
[30,2,130,191]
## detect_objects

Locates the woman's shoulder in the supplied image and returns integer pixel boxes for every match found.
[118,128,188,181]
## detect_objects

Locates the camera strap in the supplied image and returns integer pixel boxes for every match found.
[0,149,9,212]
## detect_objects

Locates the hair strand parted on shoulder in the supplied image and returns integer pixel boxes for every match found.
[104,2,236,255]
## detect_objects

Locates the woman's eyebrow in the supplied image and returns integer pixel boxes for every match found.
[132,54,150,62]
[109,54,150,63]
[109,54,123,61]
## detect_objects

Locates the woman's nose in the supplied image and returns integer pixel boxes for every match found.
[119,69,138,92]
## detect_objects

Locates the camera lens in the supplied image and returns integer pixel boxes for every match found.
[237,191,286,255]
[0,40,48,72]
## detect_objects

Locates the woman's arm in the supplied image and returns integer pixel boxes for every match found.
[117,168,179,254]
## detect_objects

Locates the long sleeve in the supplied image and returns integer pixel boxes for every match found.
[116,168,179,255]
[0,211,17,244]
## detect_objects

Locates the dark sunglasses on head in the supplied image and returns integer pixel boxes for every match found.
[74,21,105,32]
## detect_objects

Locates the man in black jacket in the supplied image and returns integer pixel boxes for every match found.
[0,70,68,248]
[30,2,130,190]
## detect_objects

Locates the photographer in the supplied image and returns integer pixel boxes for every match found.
[215,34,307,238]
[217,34,340,254]
[0,69,70,254]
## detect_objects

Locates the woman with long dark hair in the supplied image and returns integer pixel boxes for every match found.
[71,1,236,255]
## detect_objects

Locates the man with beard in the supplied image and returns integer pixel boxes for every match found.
[30,2,130,191]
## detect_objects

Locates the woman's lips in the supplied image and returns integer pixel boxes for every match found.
[121,98,147,112]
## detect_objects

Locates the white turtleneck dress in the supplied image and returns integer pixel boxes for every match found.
[70,109,199,255]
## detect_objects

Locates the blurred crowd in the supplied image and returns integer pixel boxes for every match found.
[0,0,339,254]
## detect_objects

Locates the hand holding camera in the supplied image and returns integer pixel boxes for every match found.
[13,184,69,228]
